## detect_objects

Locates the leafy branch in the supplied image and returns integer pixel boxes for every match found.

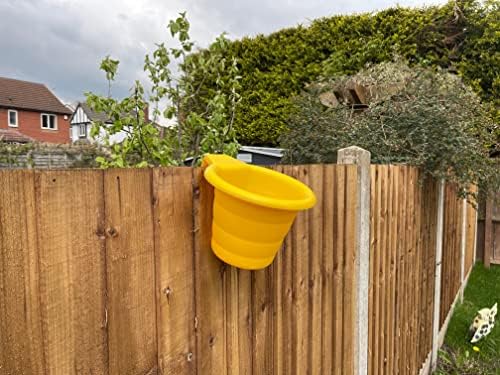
[85,12,240,168]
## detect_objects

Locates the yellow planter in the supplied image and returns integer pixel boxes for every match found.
[203,154,316,270]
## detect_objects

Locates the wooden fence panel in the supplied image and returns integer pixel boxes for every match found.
[408,168,422,373]
[333,165,346,375]
[387,166,399,375]
[464,186,478,275]
[343,165,358,375]
[419,177,438,368]
[251,264,274,374]
[104,169,157,375]
[440,183,464,328]
[0,171,44,374]
[308,164,325,375]
[0,164,470,375]
[321,165,335,374]
[369,166,439,375]
[290,166,310,375]
[274,165,294,375]
[408,168,418,374]
[426,179,438,360]
[37,170,107,374]
[226,267,252,375]
[193,168,227,375]
[153,168,196,374]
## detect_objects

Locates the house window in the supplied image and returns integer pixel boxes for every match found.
[79,124,86,137]
[8,110,18,127]
[41,114,57,130]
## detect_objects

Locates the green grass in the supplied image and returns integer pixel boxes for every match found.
[435,264,500,374]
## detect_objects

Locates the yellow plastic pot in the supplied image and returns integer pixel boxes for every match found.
[202,154,316,270]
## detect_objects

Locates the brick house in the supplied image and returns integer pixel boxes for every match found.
[0,76,72,143]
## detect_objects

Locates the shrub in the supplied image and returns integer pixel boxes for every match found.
[280,61,499,197]
[183,0,499,146]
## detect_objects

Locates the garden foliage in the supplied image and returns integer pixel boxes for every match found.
[86,13,240,167]
[183,0,499,146]
[280,61,499,197]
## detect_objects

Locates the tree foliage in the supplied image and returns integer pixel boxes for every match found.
[183,0,499,146]
[280,61,499,197]
[86,13,240,167]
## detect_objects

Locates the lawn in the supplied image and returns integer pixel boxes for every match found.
[435,264,500,374]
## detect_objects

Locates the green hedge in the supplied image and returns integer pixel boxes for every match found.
[184,0,499,146]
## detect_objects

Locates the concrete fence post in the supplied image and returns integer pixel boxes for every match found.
[430,179,445,373]
[460,198,467,301]
[337,146,371,375]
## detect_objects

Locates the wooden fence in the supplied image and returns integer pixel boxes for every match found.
[440,184,465,328]
[368,166,439,375]
[481,192,500,267]
[0,162,476,375]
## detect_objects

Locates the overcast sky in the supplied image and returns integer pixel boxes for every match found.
[0,0,447,106]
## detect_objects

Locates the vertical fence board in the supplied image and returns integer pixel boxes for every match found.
[398,167,408,375]
[104,169,157,375]
[388,166,399,375]
[226,267,240,375]
[308,164,324,375]
[322,165,335,374]
[343,165,358,375]
[271,246,283,375]
[252,264,274,374]
[484,198,493,267]
[269,167,282,375]
[440,183,464,328]
[440,185,450,326]
[291,165,310,375]
[378,166,387,374]
[0,171,45,374]
[238,269,253,375]
[226,265,252,375]
[333,166,346,375]
[284,217,294,374]
[368,166,376,375]
[279,164,295,375]
[407,168,415,374]
[411,168,421,374]
[36,170,107,374]
[449,186,457,307]
[372,166,381,375]
[193,168,227,375]
[416,172,426,368]
[465,187,477,274]
[381,166,391,375]
[426,179,438,361]
[153,168,195,374]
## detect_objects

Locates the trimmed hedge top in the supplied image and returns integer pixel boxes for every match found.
[184,0,499,146]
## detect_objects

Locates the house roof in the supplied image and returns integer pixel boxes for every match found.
[76,102,111,123]
[0,76,72,115]
[0,129,34,143]
[71,101,155,125]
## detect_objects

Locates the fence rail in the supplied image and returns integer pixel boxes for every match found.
[0,160,476,375]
